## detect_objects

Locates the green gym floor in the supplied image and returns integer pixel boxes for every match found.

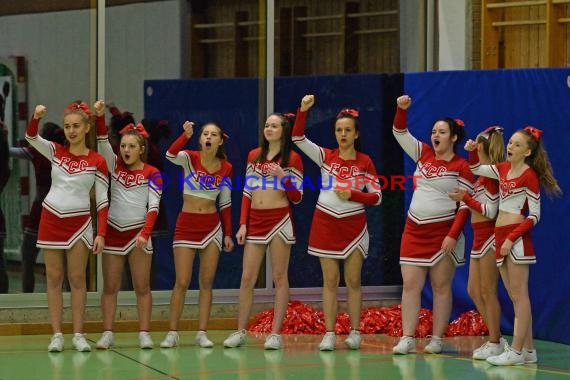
[0,332,568,380]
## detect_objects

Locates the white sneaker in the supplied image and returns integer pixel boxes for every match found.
[344,330,361,350]
[319,332,336,351]
[223,329,247,348]
[72,333,91,352]
[139,332,154,349]
[523,348,538,364]
[160,331,179,348]
[472,340,504,360]
[96,331,114,350]
[424,336,443,354]
[393,336,416,355]
[48,333,64,352]
[486,344,524,366]
[196,331,214,348]
[264,333,283,350]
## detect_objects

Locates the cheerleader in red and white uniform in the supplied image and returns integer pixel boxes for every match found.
[449,126,505,360]
[292,95,382,351]
[26,102,109,352]
[391,95,474,355]
[10,122,65,293]
[467,126,561,366]
[92,100,162,350]
[223,113,303,350]
[161,120,234,348]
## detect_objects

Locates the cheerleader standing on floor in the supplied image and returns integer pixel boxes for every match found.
[449,126,506,360]
[391,95,474,355]
[161,120,234,348]
[223,112,303,350]
[292,95,382,351]
[467,126,561,366]
[26,102,109,352]
[93,100,162,350]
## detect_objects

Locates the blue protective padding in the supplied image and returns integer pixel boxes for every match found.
[404,68,570,344]
[144,74,405,291]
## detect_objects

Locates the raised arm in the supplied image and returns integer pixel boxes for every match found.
[392,95,423,161]
[467,142,499,180]
[94,100,116,172]
[166,121,194,169]
[292,95,325,166]
[25,105,56,160]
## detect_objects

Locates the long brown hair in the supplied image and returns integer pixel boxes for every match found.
[253,113,293,167]
[519,128,562,197]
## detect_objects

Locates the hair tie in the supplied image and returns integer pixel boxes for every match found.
[64,102,91,116]
[222,132,230,140]
[119,123,149,138]
[454,118,465,127]
[524,126,543,141]
[336,108,359,119]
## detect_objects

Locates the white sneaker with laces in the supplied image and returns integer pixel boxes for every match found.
[392,336,416,355]
[96,331,114,350]
[160,331,179,348]
[523,348,538,364]
[139,332,154,349]
[264,333,283,350]
[344,330,361,350]
[319,332,336,351]
[424,336,443,354]
[48,332,64,352]
[196,331,214,348]
[223,329,247,348]
[72,333,91,352]
[472,340,504,360]
[486,344,524,366]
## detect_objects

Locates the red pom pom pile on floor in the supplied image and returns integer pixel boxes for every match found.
[248,300,489,337]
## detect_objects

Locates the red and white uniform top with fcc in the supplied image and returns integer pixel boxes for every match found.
[97,131,161,235]
[166,143,233,209]
[393,128,474,225]
[25,119,108,221]
[470,154,540,235]
[292,135,382,218]
[242,147,303,204]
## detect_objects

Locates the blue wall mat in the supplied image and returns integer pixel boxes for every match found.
[405,68,570,344]
[144,74,405,291]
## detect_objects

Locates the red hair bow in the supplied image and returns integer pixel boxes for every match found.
[64,102,91,116]
[524,126,543,141]
[119,123,149,138]
[454,118,465,127]
[283,112,296,119]
[337,108,359,119]
[480,125,503,139]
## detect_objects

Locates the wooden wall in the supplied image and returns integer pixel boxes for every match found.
[480,0,570,69]
[190,0,400,77]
